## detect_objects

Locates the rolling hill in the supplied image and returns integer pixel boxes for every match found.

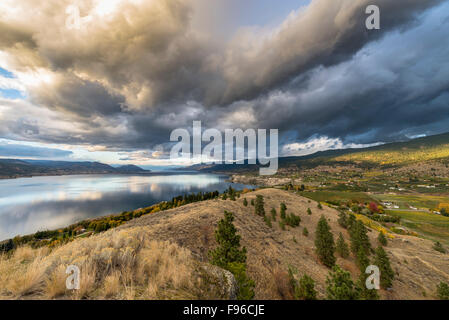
[1,189,447,300]
[0,159,150,179]
[188,132,449,173]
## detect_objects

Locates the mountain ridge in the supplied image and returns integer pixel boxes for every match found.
[0,159,150,179]
[186,131,449,173]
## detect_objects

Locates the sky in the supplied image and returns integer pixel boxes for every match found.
[0,0,448,167]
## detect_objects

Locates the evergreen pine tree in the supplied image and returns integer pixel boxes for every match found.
[243,198,248,206]
[307,208,312,215]
[226,262,255,300]
[0,239,14,252]
[336,232,349,258]
[356,246,370,272]
[285,213,301,227]
[350,220,372,256]
[296,274,317,300]
[303,227,309,237]
[270,208,276,221]
[348,214,356,229]
[374,246,395,289]
[209,211,247,268]
[378,231,387,246]
[338,211,348,229]
[315,215,336,267]
[437,282,449,300]
[326,265,360,300]
[255,195,265,216]
[280,203,287,220]
[264,215,272,228]
[358,272,380,300]
[279,220,286,230]
[433,241,446,253]
[209,211,255,300]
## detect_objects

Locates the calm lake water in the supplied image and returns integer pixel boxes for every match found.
[0,173,254,241]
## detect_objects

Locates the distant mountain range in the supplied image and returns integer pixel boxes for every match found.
[4,132,448,178]
[0,159,149,179]
[186,131,449,173]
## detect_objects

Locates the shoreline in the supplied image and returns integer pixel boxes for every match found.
[0,185,257,249]
[0,170,218,181]
[0,176,257,243]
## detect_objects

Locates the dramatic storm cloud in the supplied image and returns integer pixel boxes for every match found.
[0,0,448,162]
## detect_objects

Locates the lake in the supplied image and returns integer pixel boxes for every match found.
[0,173,254,241]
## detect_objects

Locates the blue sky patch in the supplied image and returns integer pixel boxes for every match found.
[0,89,24,99]
[0,67,15,78]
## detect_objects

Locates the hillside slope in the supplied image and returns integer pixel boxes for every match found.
[1,189,447,300]
[188,132,449,173]
[121,188,449,299]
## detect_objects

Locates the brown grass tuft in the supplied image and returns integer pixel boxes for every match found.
[0,227,227,300]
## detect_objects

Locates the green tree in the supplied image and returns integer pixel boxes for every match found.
[227,262,255,300]
[433,241,446,253]
[437,282,449,300]
[270,208,276,221]
[358,272,380,300]
[347,214,356,229]
[295,274,317,300]
[337,211,348,229]
[254,195,265,216]
[356,246,370,272]
[315,215,336,267]
[285,213,301,227]
[209,211,254,300]
[303,227,309,237]
[307,208,312,215]
[222,193,228,200]
[0,239,14,252]
[280,203,287,219]
[350,220,372,256]
[209,211,247,268]
[250,199,254,206]
[374,246,395,289]
[264,215,272,228]
[326,265,360,300]
[243,198,248,207]
[279,220,286,231]
[378,231,387,246]
[336,232,349,258]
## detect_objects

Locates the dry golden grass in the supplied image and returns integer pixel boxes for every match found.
[45,264,68,299]
[102,271,121,298]
[0,227,230,300]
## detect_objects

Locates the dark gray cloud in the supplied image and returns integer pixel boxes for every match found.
[0,0,448,155]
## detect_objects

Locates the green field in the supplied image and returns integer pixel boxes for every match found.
[372,194,449,210]
[299,191,449,244]
[298,191,375,204]
[386,209,449,244]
